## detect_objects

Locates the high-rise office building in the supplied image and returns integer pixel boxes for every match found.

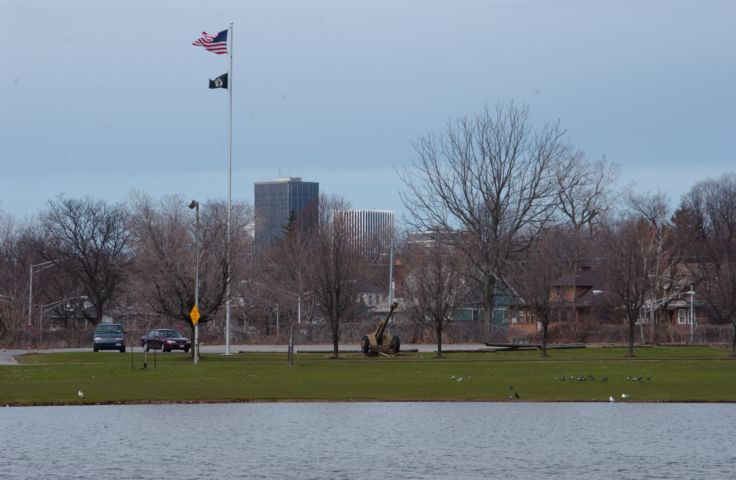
[334,209,395,258]
[254,177,319,247]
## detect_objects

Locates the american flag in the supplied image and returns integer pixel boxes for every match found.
[192,29,228,55]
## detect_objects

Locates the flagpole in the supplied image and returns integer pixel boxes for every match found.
[225,21,233,355]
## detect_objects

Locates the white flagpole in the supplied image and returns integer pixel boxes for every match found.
[225,22,233,355]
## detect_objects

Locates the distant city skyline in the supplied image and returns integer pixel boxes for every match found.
[2,1,734,220]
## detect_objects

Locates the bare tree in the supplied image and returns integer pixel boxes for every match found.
[553,150,618,326]
[556,151,619,232]
[41,196,129,325]
[676,174,736,355]
[0,215,87,345]
[601,215,657,356]
[508,228,567,356]
[627,191,680,343]
[0,214,26,340]
[401,102,566,339]
[128,193,252,344]
[307,195,364,357]
[402,234,468,357]
[262,205,317,329]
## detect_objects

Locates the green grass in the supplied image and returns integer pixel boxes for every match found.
[2,347,735,405]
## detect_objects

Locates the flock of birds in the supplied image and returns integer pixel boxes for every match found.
[78,372,654,402]
[446,373,653,402]
[553,373,653,402]
[552,374,652,383]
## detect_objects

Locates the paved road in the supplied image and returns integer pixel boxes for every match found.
[0,350,20,365]
[0,343,491,364]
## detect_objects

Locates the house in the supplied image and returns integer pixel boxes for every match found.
[548,266,711,332]
[639,283,710,331]
[548,266,609,323]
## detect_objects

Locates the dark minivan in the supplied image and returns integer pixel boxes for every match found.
[93,323,126,352]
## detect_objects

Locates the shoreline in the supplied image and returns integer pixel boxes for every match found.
[5,398,736,407]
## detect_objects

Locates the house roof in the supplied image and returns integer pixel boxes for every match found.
[575,288,609,308]
[549,269,611,308]
[551,269,604,288]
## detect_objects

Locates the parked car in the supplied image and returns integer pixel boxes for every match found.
[93,323,126,352]
[140,329,191,352]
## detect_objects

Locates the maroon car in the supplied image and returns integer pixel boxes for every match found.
[140,329,191,352]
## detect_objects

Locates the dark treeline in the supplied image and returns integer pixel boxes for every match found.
[1,103,735,356]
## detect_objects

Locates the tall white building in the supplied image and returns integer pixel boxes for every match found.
[334,209,395,258]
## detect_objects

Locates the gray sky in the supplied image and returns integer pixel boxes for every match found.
[2,0,734,218]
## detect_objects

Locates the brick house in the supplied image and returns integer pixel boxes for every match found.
[548,266,609,323]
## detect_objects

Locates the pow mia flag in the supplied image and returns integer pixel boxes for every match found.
[208,73,228,89]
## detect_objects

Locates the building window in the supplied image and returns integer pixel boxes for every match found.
[493,308,510,325]
[677,309,689,325]
[514,310,535,325]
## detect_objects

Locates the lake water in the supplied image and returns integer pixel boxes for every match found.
[1,403,734,479]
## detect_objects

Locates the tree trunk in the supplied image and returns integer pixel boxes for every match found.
[95,302,104,326]
[628,314,636,357]
[331,308,339,358]
[483,277,497,341]
[541,320,548,357]
[437,322,443,358]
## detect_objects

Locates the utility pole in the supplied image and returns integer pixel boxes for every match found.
[189,200,201,365]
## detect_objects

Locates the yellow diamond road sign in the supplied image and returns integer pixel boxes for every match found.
[190,305,200,326]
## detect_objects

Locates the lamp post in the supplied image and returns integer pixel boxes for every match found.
[188,200,200,365]
[592,289,617,325]
[687,286,696,344]
[28,260,56,328]
[38,296,86,343]
[242,279,305,328]
[648,275,683,343]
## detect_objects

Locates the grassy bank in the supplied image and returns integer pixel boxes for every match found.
[2,347,735,405]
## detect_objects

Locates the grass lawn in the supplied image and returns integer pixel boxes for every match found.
[2,346,735,405]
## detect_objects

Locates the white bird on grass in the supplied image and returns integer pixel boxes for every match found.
[621,393,629,399]
[78,390,85,399]
[609,396,614,402]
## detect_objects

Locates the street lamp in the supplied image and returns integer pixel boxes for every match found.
[591,289,610,322]
[188,200,200,365]
[241,279,306,327]
[38,296,87,343]
[686,286,696,343]
[28,260,56,327]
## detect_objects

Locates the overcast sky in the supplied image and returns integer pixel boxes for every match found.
[1,0,734,219]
